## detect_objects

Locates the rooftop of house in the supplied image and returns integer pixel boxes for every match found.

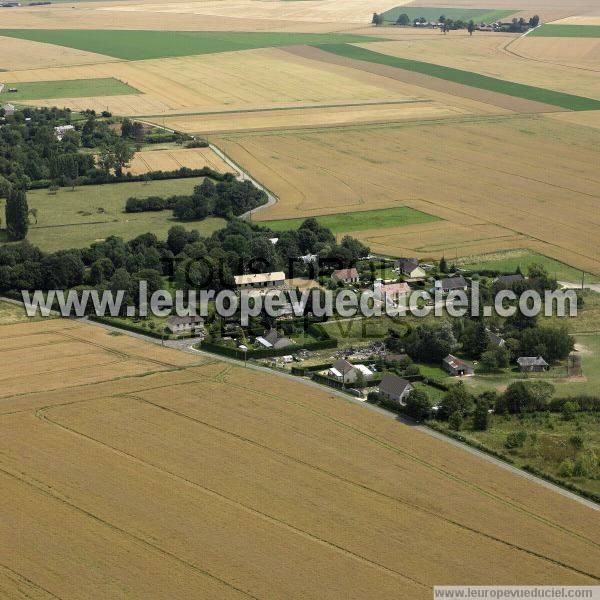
[443,354,472,370]
[379,373,412,396]
[234,271,286,286]
[396,258,419,271]
[332,358,355,375]
[496,274,524,284]
[332,267,359,280]
[378,281,411,295]
[437,276,468,289]
[517,356,549,366]
[166,315,204,326]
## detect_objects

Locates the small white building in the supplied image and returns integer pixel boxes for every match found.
[54,124,75,141]
[234,271,286,290]
[329,359,373,384]
[2,103,15,117]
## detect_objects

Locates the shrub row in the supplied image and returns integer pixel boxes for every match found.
[548,395,600,413]
[88,315,169,339]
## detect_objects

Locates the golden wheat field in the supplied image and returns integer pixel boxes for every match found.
[213,115,600,275]
[0,318,598,598]
[127,147,231,175]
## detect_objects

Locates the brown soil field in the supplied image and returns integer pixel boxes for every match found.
[212,115,600,275]
[0,319,598,598]
[355,36,600,99]
[127,147,232,174]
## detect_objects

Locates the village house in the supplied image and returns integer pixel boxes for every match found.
[2,103,15,117]
[234,271,286,290]
[54,124,75,141]
[255,328,294,350]
[166,315,204,335]
[435,276,468,294]
[442,354,475,376]
[378,374,413,406]
[328,359,373,384]
[517,356,549,373]
[331,267,360,284]
[395,258,426,279]
[374,280,411,308]
[495,273,524,287]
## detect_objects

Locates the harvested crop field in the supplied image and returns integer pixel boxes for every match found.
[0,318,599,598]
[163,100,471,134]
[127,147,232,175]
[0,35,116,71]
[1,47,428,116]
[356,36,600,100]
[213,115,600,275]
[509,36,600,70]
[546,109,600,130]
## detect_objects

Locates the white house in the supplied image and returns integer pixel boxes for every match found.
[328,359,373,384]
[234,271,286,290]
[396,258,426,279]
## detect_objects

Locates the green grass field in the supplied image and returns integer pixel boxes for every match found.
[0,178,225,252]
[1,78,139,101]
[315,43,600,111]
[0,30,383,61]
[380,6,516,24]
[457,250,596,283]
[435,411,600,496]
[530,24,600,38]
[262,206,440,234]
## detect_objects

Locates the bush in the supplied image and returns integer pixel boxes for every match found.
[504,431,527,449]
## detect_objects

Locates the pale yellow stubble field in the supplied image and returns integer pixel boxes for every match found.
[127,147,231,174]
[212,116,600,275]
[355,36,600,99]
[0,319,598,598]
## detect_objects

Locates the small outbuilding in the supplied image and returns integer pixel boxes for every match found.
[442,354,474,377]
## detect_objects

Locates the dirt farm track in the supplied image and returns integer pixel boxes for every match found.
[0,318,598,598]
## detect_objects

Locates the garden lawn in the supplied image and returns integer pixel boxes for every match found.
[263,206,440,234]
[0,30,383,61]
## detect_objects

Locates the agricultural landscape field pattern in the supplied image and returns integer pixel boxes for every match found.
[0,318,599,598]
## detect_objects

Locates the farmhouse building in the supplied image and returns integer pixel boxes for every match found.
[166,315,204,335]
[328,359,373,384]
[378,374,413,406]
[2,103,15,116]
[442,354,474,376]
[517,356,549,372]
[234,271,285,289]
[255,328,294,350]
[435,276,468,293]
[396,258,426,279]
[331,267,359,284]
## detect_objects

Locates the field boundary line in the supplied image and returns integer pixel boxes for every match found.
[0,466,261,600]
[35,399,428,590]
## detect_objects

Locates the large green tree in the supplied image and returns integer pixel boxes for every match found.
[5,185,29,241]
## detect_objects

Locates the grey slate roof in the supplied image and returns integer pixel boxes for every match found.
[379,374,412,397]
[517,356,549,367]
